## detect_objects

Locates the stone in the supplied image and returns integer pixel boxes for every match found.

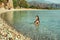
[9,37,13,40]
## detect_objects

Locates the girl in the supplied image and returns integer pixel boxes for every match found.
[34,15,40,25]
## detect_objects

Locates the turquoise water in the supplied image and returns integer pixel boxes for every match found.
[2,10,60,40]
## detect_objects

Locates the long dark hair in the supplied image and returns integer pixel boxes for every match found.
[36,15,39,21]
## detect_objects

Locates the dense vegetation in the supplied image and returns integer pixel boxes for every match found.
[0,0,60,9]
[0,0,8,3]
[28,1,60,9]
[13,0,29,8]
[0,0,3,2]
[13,0,60,9]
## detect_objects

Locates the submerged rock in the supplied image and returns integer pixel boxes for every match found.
[0,17,31,40]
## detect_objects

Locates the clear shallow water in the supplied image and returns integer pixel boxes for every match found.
[1,10,60,40]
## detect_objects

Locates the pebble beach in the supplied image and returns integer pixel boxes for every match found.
[0,8,32,40]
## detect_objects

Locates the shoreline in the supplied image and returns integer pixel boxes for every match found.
[0,8,60,40]
[0,8,32,40]
[0,17,31,40]
[0,8,45,15]
[0,8,60,14]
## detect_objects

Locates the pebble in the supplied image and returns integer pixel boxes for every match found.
[0,17,31,40]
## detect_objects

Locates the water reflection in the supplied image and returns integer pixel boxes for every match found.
[1,11,13,24]
[1,10,59,40]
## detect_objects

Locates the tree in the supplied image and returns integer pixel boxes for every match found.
[13,0,29,8]
[13,0,18,8]
[19,0,29,8]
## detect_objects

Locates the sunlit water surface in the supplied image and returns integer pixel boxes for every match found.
[1,10,60,40]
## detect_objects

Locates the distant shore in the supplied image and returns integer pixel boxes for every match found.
[0,8,38,14]
[0,8,48,14]
[0,8,60,14]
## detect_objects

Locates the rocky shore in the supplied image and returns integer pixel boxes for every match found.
[0,8,38,40]
[0,17,31,40]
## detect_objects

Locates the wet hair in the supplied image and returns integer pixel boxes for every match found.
[34,15,40,23]
[36,15,39,21]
